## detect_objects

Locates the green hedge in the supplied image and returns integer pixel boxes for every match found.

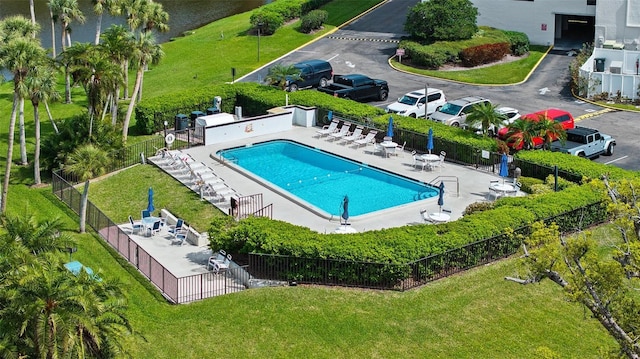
[399,27,523,69]
[249,0,333,34]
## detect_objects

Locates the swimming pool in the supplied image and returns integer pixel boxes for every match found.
[218,140,437,217]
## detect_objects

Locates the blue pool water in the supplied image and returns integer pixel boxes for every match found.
[218,140,437,217]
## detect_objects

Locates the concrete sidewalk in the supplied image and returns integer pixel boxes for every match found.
[158,126,518,234]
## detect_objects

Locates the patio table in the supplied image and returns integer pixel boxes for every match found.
[141,216,161,236]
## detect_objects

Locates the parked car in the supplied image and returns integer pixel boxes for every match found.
[285,59,333,92]
[428,96,491,127]
[498,108,575,150]
[550,126,616,158]
[317,74,389,102]
[385,88,446,118]
[464,106,521,136]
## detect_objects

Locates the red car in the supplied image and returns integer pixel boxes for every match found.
[497,108,575,150]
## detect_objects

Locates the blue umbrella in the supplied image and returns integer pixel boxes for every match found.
[341,195,349,224]
[427,128,434,154]
[437,181,445,212]
[499,153,509,182]
[147,187,155,213]
[386,116,394,138]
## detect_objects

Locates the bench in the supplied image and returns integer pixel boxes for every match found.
[160,209,209,246]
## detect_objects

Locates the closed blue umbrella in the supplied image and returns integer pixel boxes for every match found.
[437,181,445,212]
[341,195,349,224]
[147,187,155,213]
[427,128,434,154]
[499,154,509,182]
[386,116,394,138]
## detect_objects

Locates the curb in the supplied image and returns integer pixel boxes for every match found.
[574,108,617,122]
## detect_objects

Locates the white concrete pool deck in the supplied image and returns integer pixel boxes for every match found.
[158,126,518,234]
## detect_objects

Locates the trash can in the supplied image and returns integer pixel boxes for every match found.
[174,114,188,131]
[594,58,605,72]
[190,111,205,127]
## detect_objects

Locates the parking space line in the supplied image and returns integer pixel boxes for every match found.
[605,155,628,164]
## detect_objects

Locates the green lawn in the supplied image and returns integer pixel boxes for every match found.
[0,1,620,357]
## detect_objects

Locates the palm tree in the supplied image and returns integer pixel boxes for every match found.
[0,16,44,213]
[64,145,109,233]
[504,118,538,150]
[265,64,302,91]
[464,102,507,137]
[0,256,133,358]
[92,0,122,45]
[533,114,567,150]
[100,25,135,125]
[28,0,36,37]
[25,59,61,185]
[0,213,72,257]
[50,0,85,103]
[122,31,164,142]
[65,42,124,137]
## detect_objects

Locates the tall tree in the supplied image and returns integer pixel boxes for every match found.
[92,0,122,45]
[122,31,163,142]
[25,58,60,185]
[64,42,124,137]
[50,0,85,103]
[28,0,36,36]
[47,0,57,57]
[64,144,109,233]
[0,16,44,213]
[100,25,135,125]
[464,102,506,137]
[512,173,640,359]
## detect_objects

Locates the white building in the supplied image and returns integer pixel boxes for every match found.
[472,0,640,100]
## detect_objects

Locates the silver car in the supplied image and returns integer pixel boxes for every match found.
[428,96,491,127]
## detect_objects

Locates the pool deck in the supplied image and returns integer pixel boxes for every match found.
[154,126,517,234]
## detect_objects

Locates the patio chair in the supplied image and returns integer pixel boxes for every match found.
[149,220,162,236]
[128,215,143,235]
[315,119,339,137]
[208,252,232,274]
[168,218,184,236]
[206,250,227,271]
[340,126,364,145]
[354,130,378,148]
[328,122,352,141]
[141,209,151,219]
[394,141,406,157]
[172,229,188,245]
[411,151,428,171]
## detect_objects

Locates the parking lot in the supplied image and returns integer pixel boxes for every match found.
[240,0,640,170]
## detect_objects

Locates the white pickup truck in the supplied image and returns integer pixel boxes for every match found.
[550,126,616,158]
[385,88,446,118]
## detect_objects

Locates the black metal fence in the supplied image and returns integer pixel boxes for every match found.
[249,201,607,291]
[52,170,246,303]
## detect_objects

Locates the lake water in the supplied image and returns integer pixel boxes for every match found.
[0,0,266,51]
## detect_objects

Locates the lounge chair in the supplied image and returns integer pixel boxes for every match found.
[128,215,143,235]
[354,130,378,148]
[328,122,352,141]
[315,119,339,137]
[203,182,236,202]
[340,126,364,144]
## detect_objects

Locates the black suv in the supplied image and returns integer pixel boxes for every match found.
[286,59,333,92]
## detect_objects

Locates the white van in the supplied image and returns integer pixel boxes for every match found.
[385,88,446,118]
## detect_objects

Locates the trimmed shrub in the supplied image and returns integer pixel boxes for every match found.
[459,42,510,67]
[300,9,328,33]
[250,9,284,35]
[503,30,530,56]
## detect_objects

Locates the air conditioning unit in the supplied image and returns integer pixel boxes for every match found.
[610,60,622,74]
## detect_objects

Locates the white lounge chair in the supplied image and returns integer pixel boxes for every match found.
[340,126,364,144]
[328,122,352,141]
[354,130,378,148]
[315,119,339,137]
